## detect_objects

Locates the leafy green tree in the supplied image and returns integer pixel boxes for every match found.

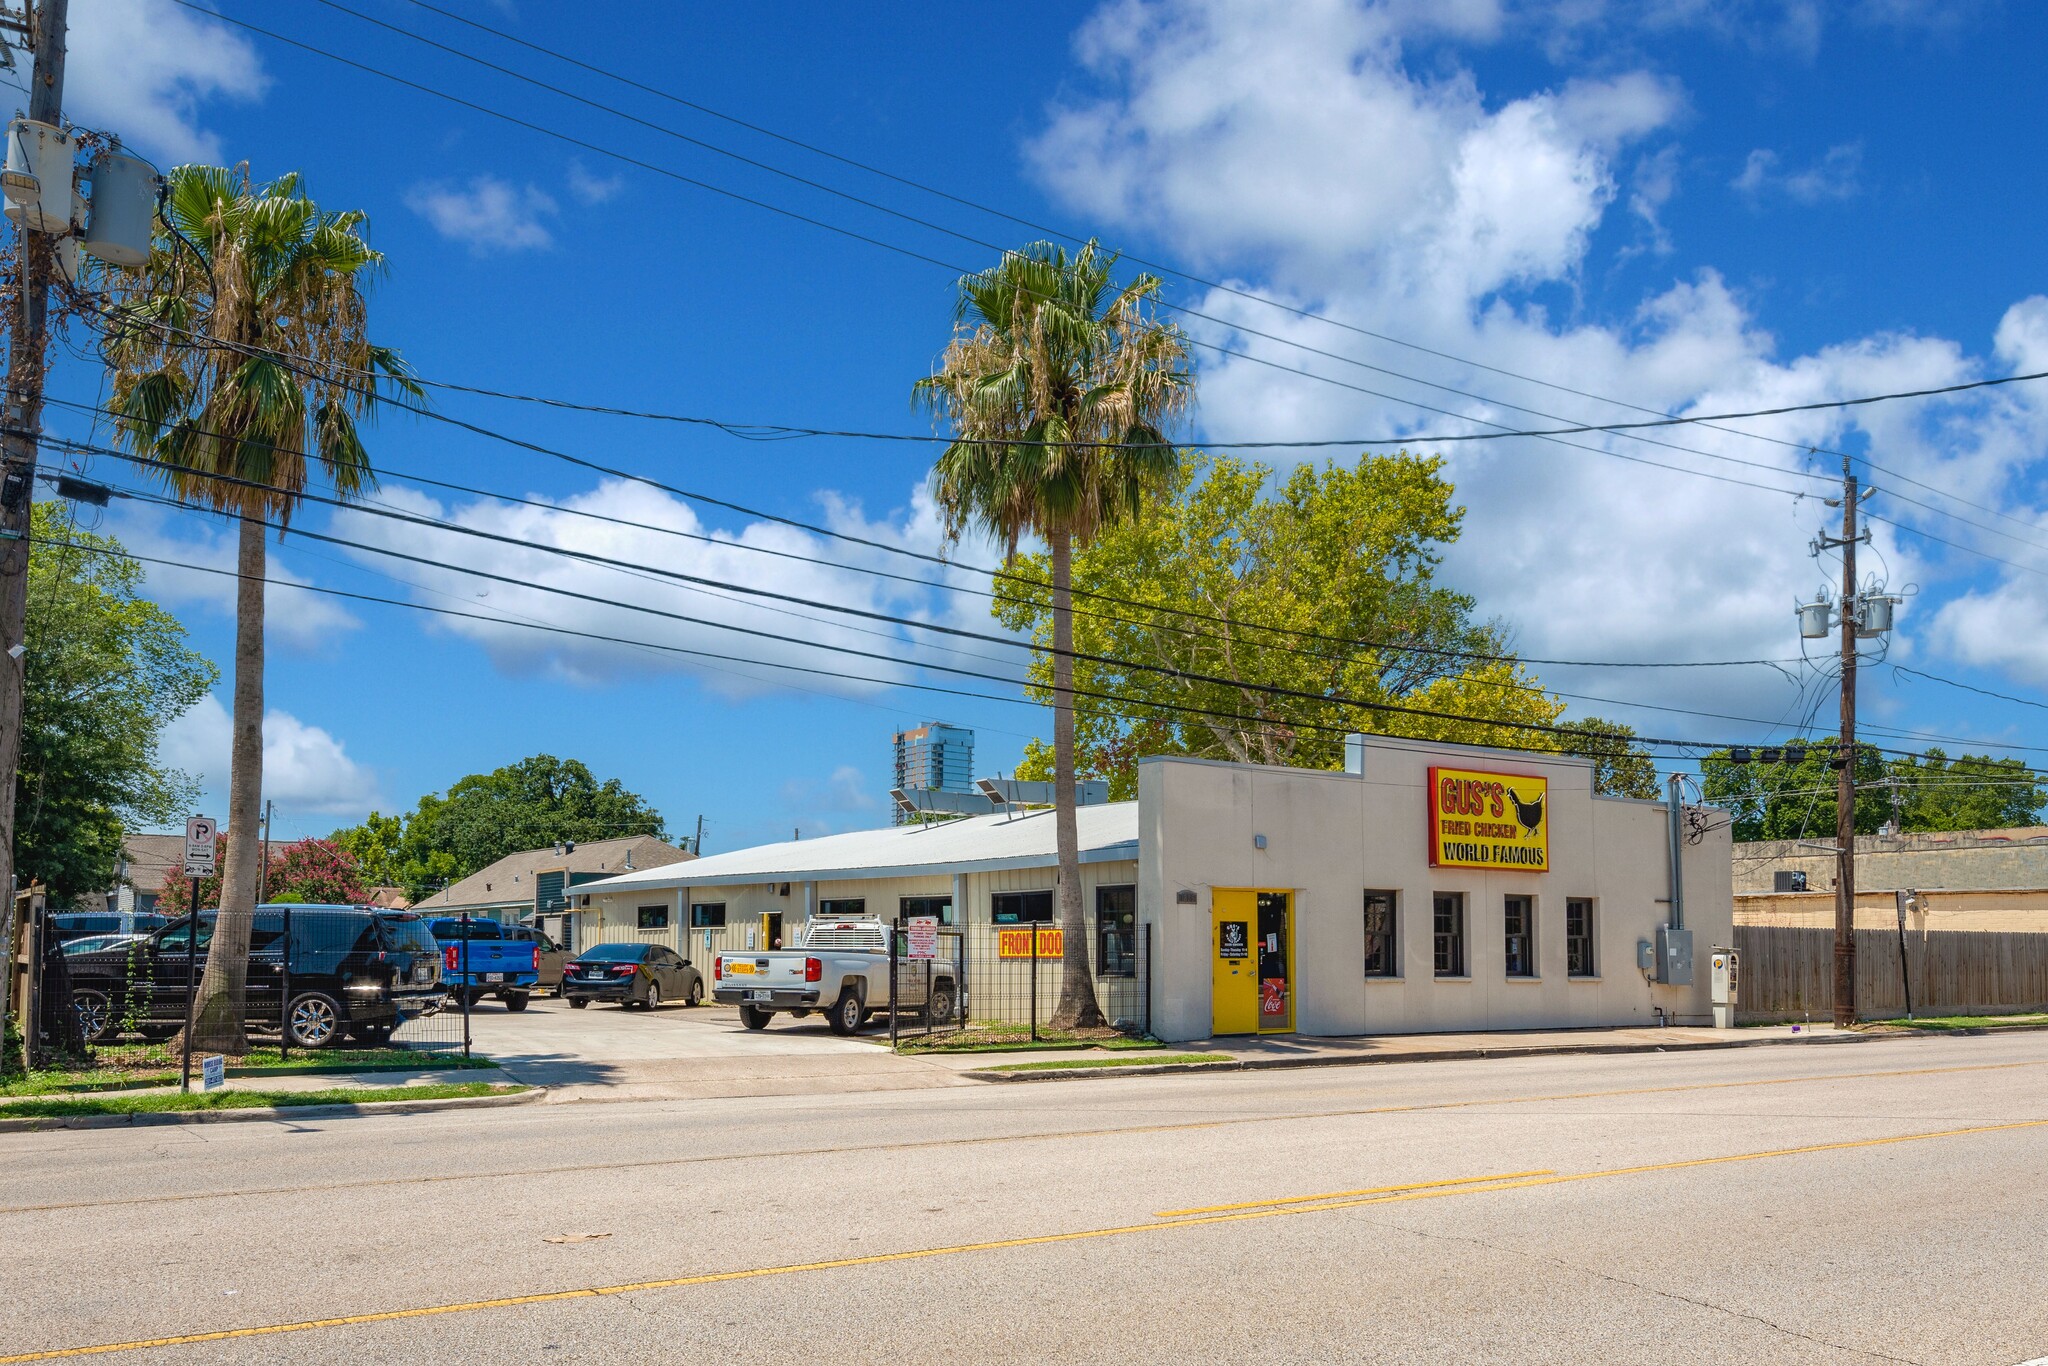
[917,240,1193,1030]
[1551,718,1661,800]
[160,836,371,913]
[1701,741,1892,843]
[331,756,666,901]
[104,165,420,1053]
[15,504,215,903]
[1886,749,2045,830]
[995,453,1565,791]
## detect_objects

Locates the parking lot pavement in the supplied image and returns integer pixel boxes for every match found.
[458,994,970,1102]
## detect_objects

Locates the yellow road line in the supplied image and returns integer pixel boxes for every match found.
[1154,1169,1553,1217]
[6,1057,2038,1217]
[8,1116,2048,1363]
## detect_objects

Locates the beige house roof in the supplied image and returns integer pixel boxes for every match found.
[120,834,187,895]
[414,836,692,913]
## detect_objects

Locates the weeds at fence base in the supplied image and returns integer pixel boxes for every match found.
[896,1024,1163,1054]
[0,1080,524,1118]
[982,1053,1230,1073]
[0,1046,494,1097]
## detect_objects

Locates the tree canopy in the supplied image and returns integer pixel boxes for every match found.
[994,452,1575,790]
[16,503,215,904]
[332,755,667,900]
[1699,742,2044,842]
[159,836,371,913]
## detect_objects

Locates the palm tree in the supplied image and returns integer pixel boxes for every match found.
[103,166,419,1052]
[917,241,1193,1029]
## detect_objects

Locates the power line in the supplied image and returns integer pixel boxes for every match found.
[1890,664,2048,715]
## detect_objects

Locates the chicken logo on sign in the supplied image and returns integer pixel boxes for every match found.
[1428,767,1550,872]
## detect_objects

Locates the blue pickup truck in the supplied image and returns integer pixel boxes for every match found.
[428,918,539,1012]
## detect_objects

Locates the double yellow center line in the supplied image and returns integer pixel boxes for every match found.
[8,1116,2048,1362]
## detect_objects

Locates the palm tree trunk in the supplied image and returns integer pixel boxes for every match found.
[1048,530,1103,1030]
[185,512,264,1054]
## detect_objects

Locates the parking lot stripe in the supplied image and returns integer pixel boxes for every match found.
[6,1116,2047,1362]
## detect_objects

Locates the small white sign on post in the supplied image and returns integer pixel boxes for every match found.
[906,915,939,960]
[182,815,218,879]
[200,1054,224,1091]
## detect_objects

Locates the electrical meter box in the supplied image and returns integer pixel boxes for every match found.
[1709,947,1738,1028]
[1637,939,1656,975]
[1656,925,1694,986]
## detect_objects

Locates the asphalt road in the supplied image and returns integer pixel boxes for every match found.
[6,1032,2048,1364]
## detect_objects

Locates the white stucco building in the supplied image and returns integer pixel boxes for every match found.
[570,734,1730,1041]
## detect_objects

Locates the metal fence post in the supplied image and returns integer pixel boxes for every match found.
[1144,922,1154,1038]
[278,904,293,1061]
[1030,935,1039,1043]
[179,877,199,1093]
[888,921,900,1051]
[460,912,472,1061]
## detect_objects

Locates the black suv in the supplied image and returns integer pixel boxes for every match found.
[49,911,169,944]
[66,905,445,1048]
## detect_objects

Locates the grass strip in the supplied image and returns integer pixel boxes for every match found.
[0,1081,522,1117]
[1873,1014,2048,1032]
[982,1053,1232,1073]
[897,1033,1164,1055]
[0,1050,495,1097]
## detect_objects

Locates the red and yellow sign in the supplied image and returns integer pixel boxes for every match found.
[1428,766,1549,872]
[997,927,1064,959]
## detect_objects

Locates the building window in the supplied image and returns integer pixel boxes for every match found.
[1503,895,1535,977]
[637,905,671,930]
[899,895,954,926]
[1363,891,1397,978]
[991,890,1055,924]
[818,898,867,919]
[689,903,727,928]
[1433,893,1465,977]
[1097,885,1136,977]
[1567,898,1596,977]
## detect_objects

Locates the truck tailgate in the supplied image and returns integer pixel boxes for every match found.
[721,952,812,988]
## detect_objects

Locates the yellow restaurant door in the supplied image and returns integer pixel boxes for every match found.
[1211,890,1259,1035]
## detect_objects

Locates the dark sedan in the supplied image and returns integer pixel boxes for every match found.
[560,943,702,1010]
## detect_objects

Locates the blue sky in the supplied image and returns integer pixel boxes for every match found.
[30,0,2048,849]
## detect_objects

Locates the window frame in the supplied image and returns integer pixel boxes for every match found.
[1362,890,1399,978]
[818,898,867,919]
[1095,884,1136,978]
[1566,897,1597,978]
[1503,894,1536,979]
[991,890,1055,925]
[688,902,727,929]
[899,895,954,926]
[1432,892,1466,978]
[636,905,671,930]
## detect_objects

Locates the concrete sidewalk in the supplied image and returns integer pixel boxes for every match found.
[920,1022,1860,1077]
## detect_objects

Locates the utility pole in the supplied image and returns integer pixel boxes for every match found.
[0,0,68,926]
[692,813,704,857]
[1832,453,1859,1028]
[258,798,273,901]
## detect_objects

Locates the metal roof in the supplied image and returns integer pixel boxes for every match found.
[572,802,1139,893]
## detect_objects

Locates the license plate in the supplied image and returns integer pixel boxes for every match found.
[483,973,503,983]
[747,989,772,1002]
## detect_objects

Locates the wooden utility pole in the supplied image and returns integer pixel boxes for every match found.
[1833,453,1859,1028]
[0,0,68,929]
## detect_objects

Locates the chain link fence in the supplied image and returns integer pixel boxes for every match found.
[889,920,1151,1049]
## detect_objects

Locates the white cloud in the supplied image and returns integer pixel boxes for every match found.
[566,161,624,205]
[405,176,556,254]
[1021,0,2048,740]
[41,0,266,163]
[1733,143,1861,203]
[106,503,360,653]
[158,695,383,818]
[328,479,1007,700]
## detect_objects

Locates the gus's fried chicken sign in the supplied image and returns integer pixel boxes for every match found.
[1427,767,1549,871]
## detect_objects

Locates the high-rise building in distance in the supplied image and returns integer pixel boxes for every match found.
[892,722,974,824]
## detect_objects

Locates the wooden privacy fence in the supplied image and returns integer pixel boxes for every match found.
[1735,926,2048,1021]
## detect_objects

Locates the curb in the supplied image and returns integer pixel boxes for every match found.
[963,1031,1877,1083]
[0,1085,544,1132]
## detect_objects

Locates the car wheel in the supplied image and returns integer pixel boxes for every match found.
[643,983,662,1011]
[502,991,530,1013]
[286,992,344,1049]
[684,979,703,1007]
[827,989,864,1036]
[71,988,115,1044]
[739,1003,773,1031]
[927,983,956,1024]
[568,997,589,1009]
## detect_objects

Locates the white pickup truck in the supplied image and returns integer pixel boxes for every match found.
[712,919,955,1035]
